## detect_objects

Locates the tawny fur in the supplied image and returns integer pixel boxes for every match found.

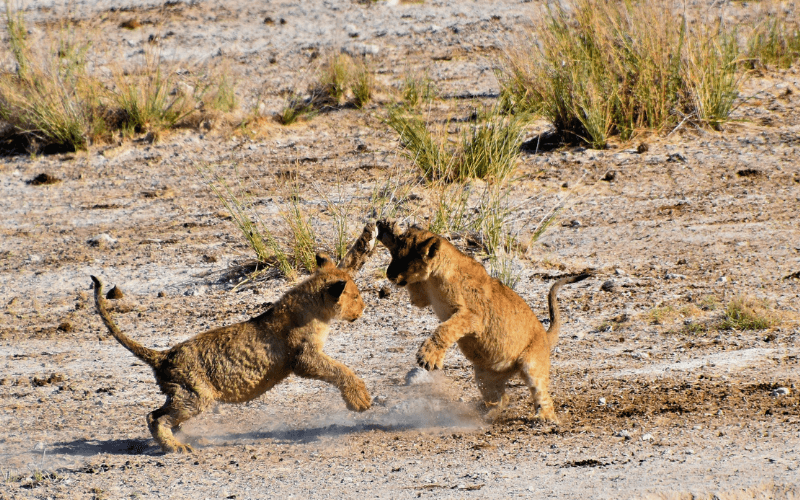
[377,220,589,422]
[91,225,378,454]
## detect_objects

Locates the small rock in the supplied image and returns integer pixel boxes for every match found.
[106,286,124,300]
[601,170,616,182]
[664,273,686,280]
[58,321,73,332]
[378,286,391,299]
[405,367,433,386]
[88,233,117,248]
[772,387,791,397]
[598,397,607,406]
[185,286,207,297]
[685,449,695,455]
[344,43,380,56]
[641,433,654,442]
[636,142,649,153]
[28,173,61,185]
[614,430,632,440]
[345,24,359,37]
[601,280,615,292]
[667,152,687,163]
[614,268,626,275]
[157,291,167,298]
[562,182,569,188]
[716,276,728,284]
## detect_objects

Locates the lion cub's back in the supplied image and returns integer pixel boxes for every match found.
[483,276,546,352]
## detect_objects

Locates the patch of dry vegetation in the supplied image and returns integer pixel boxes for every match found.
[496,0,799,147]
[0,3,235,152]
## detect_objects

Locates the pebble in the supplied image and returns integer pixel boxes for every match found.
[405,367,433,386]
[641,433,654,442]
[716,276,728,284]
[667,152,687,163]
[598,397,607,406]
[344,43,380,56]
[88,233,117,248]
[601,280,615,291]
[614,430,632,440]
[664,273,686,280]
[772,387,791,397]
[185,286,207,297]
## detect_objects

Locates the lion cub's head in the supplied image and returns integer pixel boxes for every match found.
[376,220,442,287]
[315,253,366,322]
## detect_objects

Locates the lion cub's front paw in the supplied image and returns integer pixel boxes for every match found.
[416,339,445,371]
[344,379,372,412]
[163,442,195,454]
[534,409,560,425]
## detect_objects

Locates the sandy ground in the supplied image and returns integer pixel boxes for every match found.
[1,0,800,499]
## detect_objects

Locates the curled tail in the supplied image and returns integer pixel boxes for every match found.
[91,276,165,368]
[546,273,591,348]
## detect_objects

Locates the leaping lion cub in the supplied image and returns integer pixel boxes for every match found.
[92,224,378,453]
[377,220,588,422]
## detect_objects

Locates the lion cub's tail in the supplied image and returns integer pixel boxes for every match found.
[546,273,590,348]
[90,276,165,368]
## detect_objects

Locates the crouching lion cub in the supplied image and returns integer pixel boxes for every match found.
[376,220,588,422]
[91,224,378,453]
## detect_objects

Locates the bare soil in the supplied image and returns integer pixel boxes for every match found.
[1,1,799,499]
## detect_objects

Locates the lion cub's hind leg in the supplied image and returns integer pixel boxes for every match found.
[519,353,558,424]
[147,384,214,453]
[474,366,512,421]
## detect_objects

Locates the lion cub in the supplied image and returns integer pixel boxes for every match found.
[377,220,588,422]
[92,225,378,453]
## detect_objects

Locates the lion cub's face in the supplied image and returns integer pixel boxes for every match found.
[316,253,365,322]
[383,228,441,287]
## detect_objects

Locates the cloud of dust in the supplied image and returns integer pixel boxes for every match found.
[183,368,485,448]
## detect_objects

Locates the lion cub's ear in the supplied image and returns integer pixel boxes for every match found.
[315,253,336,271]
[420,237,441,262]
[326,280,347,300]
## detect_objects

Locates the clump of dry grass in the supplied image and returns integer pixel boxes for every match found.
[0,3,104,151]
[717,296,780,331]
[744,2,800,69]
[498,0,743,146]
[110,51,199,135]
[276,53,376,125]
[0,3,237,152]
[399,71,437,108]
[386,105,525,181]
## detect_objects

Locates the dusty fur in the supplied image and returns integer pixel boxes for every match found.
[91,225,378,453]
[377,219,589,422]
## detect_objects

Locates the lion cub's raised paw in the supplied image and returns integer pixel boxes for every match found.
[416,338,445,371]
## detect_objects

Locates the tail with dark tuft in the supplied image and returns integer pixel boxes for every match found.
[546,273,591,348]
[91,276,164,368]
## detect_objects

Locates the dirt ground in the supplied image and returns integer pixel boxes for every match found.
[1,1,799,499]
